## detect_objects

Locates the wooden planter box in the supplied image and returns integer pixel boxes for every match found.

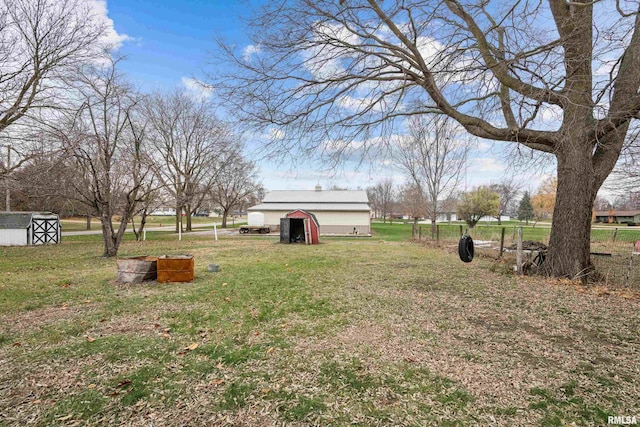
[116,256,158,283]
[157,255,194,283]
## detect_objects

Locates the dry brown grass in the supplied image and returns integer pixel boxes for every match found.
[0,235,638,426]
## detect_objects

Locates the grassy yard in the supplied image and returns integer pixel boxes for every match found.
[60,216,245,232]
[1,231,639,426]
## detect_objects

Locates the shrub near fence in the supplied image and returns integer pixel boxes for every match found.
[411,223,640,287]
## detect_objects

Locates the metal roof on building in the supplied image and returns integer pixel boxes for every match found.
[0,212,58,229]
[249,202,371,212]
[262,190,369,204]
[0,213,33,229]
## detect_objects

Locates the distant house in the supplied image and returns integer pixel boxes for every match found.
[0,212,61,246]
[593,210,640,225]
[248,186,371,235]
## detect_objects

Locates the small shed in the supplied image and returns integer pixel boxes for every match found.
[280,209,320,244]
[0,212,61,246]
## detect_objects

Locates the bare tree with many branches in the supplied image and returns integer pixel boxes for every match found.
[50,58,153,257]
[367,178,396,222]
[212,1,640,280]
[0,0,107,176]
[211,153,262,228]
[490,178,522,225]
[396,115,467,237]
[145,90,233,232]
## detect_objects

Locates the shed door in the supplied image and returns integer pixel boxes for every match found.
[32,218,59,244]
[280,218,290,244]
[304,218,311,245]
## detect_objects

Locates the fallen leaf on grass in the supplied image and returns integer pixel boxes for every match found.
[210,379,224,386]
[185,343,199,351]
[57,414,73,421]
[87,384,96,389]
[593,286,610,296]
[224,297,231,302]
[85,337,96,343]
[117,379,132,388]
[12,342,21,347]
[266,347,274,354]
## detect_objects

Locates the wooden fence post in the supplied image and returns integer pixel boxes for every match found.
[613,228,618,242]
[459,225,463,236]
[419,226,422,242]
[516,226,523,275]
[499,227,506,258]
[436,225,440,244]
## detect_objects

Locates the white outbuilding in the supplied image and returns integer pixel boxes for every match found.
[0,212,61,246]
[248,186,371,235]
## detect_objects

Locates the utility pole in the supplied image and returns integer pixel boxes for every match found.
[4,145,10,212]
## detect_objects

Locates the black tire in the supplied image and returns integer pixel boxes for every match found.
[458,235,474,263]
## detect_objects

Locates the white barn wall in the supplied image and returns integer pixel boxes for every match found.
[260,210,370,235]
[0,229,28,246]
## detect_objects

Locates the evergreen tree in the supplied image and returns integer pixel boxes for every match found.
[518,192,534,225]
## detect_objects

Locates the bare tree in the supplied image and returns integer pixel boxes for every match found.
[396,115,466,237]
[490,178,522,225]
[607,127,640,203]
[51,58,153,257]
[0,0,108,211]
[145,90,233,232]
[398,182,425,226]
[593,195,612,211]
[211,153,262,228]
[213,1,640,280]
[367,178,395,222]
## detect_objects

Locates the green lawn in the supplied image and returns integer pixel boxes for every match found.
[1,231,638,426]
[60,216,245,232]
[372,220,640,244]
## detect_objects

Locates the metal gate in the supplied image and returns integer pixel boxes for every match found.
[31,218,60,244]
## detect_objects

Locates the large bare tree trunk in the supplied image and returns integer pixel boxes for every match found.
[185,203,192,231]
[100,212,117,257]
[544,146,596,279]
[221,209,229,228]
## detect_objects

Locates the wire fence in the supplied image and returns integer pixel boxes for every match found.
[411,223,640,287]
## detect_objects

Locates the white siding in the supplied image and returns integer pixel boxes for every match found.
[0,229,28,246]
[315,211,370,226]
[262,210,370,235]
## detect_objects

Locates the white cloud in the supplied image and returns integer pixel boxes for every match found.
[181,77,213,100]
[336,95,386,113]
[89,1,132,50]
[468,157,505,174]
[242,44,261,62]
[267,127,285,140]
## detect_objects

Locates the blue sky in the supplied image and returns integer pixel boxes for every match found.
[103,0,547,193]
